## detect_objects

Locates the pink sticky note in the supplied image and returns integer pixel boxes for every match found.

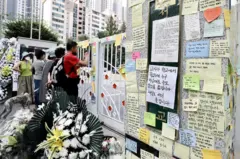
[93,42,96,46]
[106,37,109,41]
[132,52,141,60]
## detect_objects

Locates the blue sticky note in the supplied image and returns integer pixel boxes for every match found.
[204,19,224,38]
[186,40,210,58]
[179,129,196,147]
[126,138,137,153]
[125,59,136,72]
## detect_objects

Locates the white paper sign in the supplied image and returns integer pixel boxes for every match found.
[184,13,201,41]
[151,16,179,62]
[147,65,178,109]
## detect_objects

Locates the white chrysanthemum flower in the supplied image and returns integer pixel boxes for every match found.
[37,103,45,110]
[52,152,60,158]
[82,134,91,145]
[69,152,78,159]
[76,113,83,122]
[62,130,70,136]
[6,147,12,152]
[80,124,88,133]
[63,139,71,148]
[109,138,116,143]
[56,124,64,130]
[71,138,80,148]
[102,141,108,147]
[64,119,73,126]
[67,113,75,118]
[79,151,87,158]
[59,148,68,157]
[71,127,76,135]
[58,118,67,125]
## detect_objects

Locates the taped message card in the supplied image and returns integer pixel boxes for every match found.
[182,0,198,15]
[149,131,173,154]
[136,58,148,70]
[199,0,224,11]
[162,122,175,140]
[183,74,200,91]
[202,76,224,95]
[185,40,210,58]
[182,98,199,111]
[126,72,138,93]
[184,13,201,40]
[167,112,179,130]
[151,16,179,62]
[146,65,178,109]
[203,19,224,38]
[210,40,230,57]
[179,129,196,147]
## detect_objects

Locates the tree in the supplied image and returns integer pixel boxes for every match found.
[97,31,109,39]
[4,20,58,42]
[78,35,89,41]
[120,22,126,33]
[106,16,119,36]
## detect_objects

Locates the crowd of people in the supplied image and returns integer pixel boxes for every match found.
[13,40,89,107]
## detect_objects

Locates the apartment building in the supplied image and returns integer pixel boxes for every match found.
[77,0,85,40]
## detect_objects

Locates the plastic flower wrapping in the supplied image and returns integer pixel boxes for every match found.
[0,86,8,101]
[101,137,123,159]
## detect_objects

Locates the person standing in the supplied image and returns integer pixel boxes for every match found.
[13,52,34,103]
[32,49,46,106]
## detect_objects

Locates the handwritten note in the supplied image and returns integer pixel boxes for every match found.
[184,13,201,40]
[186,40,210,58]
[139,128,150,144]
[125,41,133,52]
[158,152,174,159]
[174,142,190,159]
[127,93,140,137]
[182,0,198,15]
[224,9,231,28]
[126,72,138,93]
[167,112,179,130]
[139,93,146,106]
[126,59,136,72]
[147,65,178,109]
[199,0,224,11]
[191,132,215,159]
[139,70,148,92]
[202,76,224,94]
[132,52,141,60]
[136,58,148,70]
[155,0,175,10]
[210,40,229,57]
[183,74,200,91]
[132,4,143,28]
[115,34,122,46]
[133,25,145,49]
[126,138,138,153]
[149,131,173,154]
[204,19,224,38]
[144,112,156,127]
[202,149,222,159]
[186,58,221,77]
[140,149,154,159]
[179,129,196,147]
[182,98,199,111]
[151,16,179,62]
[162,122,175,140]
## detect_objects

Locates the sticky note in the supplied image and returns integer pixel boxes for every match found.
[132,52,141,60]
[162,123,175,140]
[126,59,136,72]
[174,142,190,159]
[224,9,231,28]
[182,98,199,111]
[204,19,224,38]
[144,112,156,127]
[136,58,148,70]
[139,128,150,144]
[202,149,222,159]
[179,129,196,147]
[186,40,210,58]
[202,76,224,94]
[167,112,179,130]
[82,40,89,48]
[126,138,137,153]
[203,7,221,23]
[115,34,122,46]
[183,74,200,91]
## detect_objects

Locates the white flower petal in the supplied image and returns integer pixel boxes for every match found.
[59,148,68,157]
[58,118,67,125]
[71,138,80,148]
[62,130,70,136]
[69,152,78,159]
[82,134,91,145]
[79,151,87,158]
[64,119,73,126]
[63,139,71,148]
[80,124,88,133]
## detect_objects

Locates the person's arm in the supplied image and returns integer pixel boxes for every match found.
[76,53,89,67]
[13,61,21,72]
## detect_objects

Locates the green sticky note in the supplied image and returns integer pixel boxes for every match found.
[144,112,156,127]
[183,74,200,91]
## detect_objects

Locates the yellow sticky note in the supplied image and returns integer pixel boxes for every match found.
[136,58,148,70]
[82,40,89,48]
[144,112,156,127]
[162,122,175,140]
[183,74,200,91]
[91,82,95,93]
[224,9,231,28]
[115,34,122,46]
[202,149,222,159]
[202,76,224,94]
[132,4,143,28]
[139,128,150,144]
[174,142,190,159]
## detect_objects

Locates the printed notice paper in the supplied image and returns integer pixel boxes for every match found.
[182,0,198,15]
[139,128,150,144]
[151,16,179,62]
[126,138,138,153]
[183,74,200,91]
[210,40,229,57]
[179,129,196,147]
[204,19,224,38]
[140,149,154,159]
[144,112,156,127]
[155,0,176,10]
[149,131,173,154]
[199,0,224,11]
[202,76,224,94]
[224,9,231,28]
[184,13,201,41]
[186,40,210,58]
[182,98,199,111]
[146,65,178,109]
[132,4,143,28]
[202,149,222,159]
[174,142,190,159]
[167,112,179,130]
[162,122,175,140]
[136,58,148,70]
[139,71,148,91]
[133,25,145,50]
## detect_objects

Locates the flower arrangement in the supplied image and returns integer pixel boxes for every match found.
[1,65,12,77]
[0,86,7,101]
[101,137,123,159]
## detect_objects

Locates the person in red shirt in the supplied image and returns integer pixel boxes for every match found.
[63,41,89,97]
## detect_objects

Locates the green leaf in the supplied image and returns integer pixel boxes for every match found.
[8,136,17,146]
